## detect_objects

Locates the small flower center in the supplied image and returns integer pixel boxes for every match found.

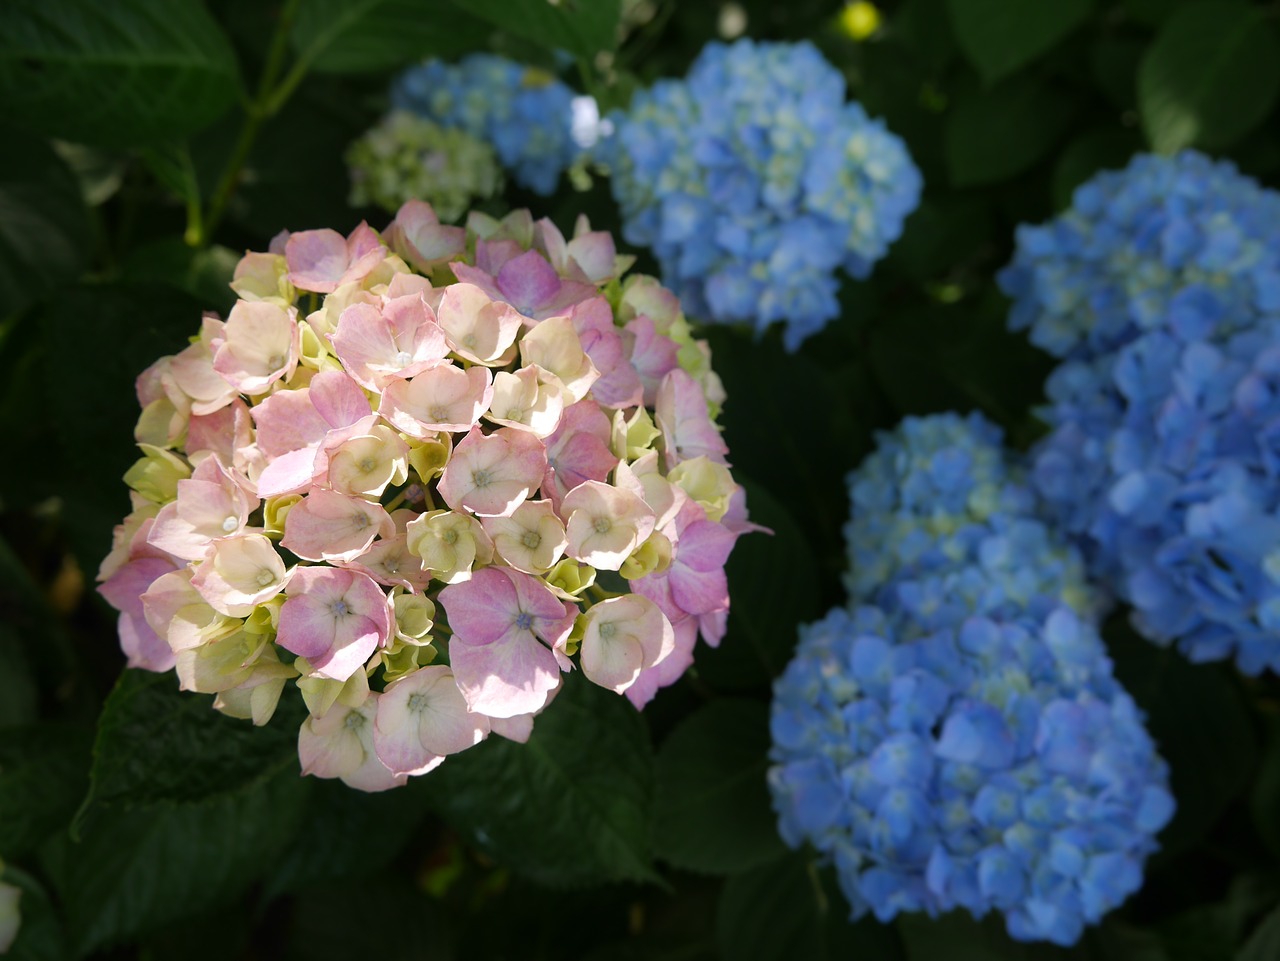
[514,611,534,631]
[506,407,524,420]
[343,710,365,730]
[472,469,492,489]
[395,350,413,367]
[221,515,239,533]
[359,456,378,474]
[592,516,612,535]
[429,406,449,422]
[407,692,427,713]
[255,569,276,587]
[352,513,370,530]
[267,353,285,369]
[331,599,350,617]
[599,621,617,639]
[442,528,459,545]
[520,530,542,549]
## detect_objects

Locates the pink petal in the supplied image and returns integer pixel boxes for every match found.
[448,626,562,718]
[286,229,350,293]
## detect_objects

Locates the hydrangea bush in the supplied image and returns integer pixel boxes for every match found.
[346,111,503,220]
[96,199,753,792]
[599,39,922,350]
[391,54,581,196]
[770,413,1174,946]
[1000,152,1280,673]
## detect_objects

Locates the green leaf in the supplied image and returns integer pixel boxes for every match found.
[0,724,92,859]
[1051,127,1143,211]
[0,134,90,318]
[261,777,435,899]
[694,481,821,692]
[81,670,301,814]
[290,0,493,73]
[121,240,239,316]
[1138,0,1280,153]
[39,282,206,573]
[946,0,1094,83]
[1239,906,1280,961]
[425,673,657,886]
[1107,621,1258,857]
[1,865,68,961]
[945,79,1076,186]
[716,853,823,961]
[1251,715,1280,859]
[652,699,786,875]
[444,0,621,59]
[900,910,1092,959]
[0,630,38,728]
[49,770,308,956]
[0,0,241,147]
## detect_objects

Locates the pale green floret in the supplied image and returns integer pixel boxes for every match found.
[124,444,191,503]
[347,112,503,221]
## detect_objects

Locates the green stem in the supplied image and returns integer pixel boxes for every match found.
[199,0,303,245]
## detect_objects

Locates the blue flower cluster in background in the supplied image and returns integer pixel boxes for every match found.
[1000,151,1280,674]
[599,39,921,350]
[770,413,1173,946]
[392,54,580,196]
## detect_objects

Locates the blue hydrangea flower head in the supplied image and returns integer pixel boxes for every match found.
[844,412,1094,621]
[392,54,579,196]
[771,413,1174,946]
[1001,151,1280,673]
[600,39,922,350]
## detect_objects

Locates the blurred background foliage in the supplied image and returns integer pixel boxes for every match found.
[1,0,1280,957]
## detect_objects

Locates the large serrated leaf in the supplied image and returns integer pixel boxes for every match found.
[652,699,786,875]
[945,80,1076,187]
[290,0,493,73]
[50,770,309,956]
[716,853,824,961]
[425,674,658,886]
[443,0,620,59]
[80,669,301,814]
[946,0,1094,84]
[1239,906,1280,961]
[1138,0,1280,154]
[0,0,241,147]
[0,724,92,860]
[0,134,90,318]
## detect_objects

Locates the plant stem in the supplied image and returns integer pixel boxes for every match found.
[199,0,303,246]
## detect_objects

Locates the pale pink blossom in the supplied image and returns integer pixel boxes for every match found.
[378,364,493,436]
[384,200,466,272]
[405,509,494,584]
[437,426,547,517]
[453,248,594,320]
[328,294,449,390]
[168,316,238,415]
[211,300,301,394]
[298,693,406,792]
[541,400,618,508]
[373,666,489,775]
[148,456,258,560]
[485,365,565,437]
[655,369,729,468]
[481,499,567,574]
[277,567,391,681]
[326,425,410,497]
[285,222,386,293]
[438,567,577,717]
[562,480,657,571]
[578,594,675,694]
[190,533,291,617]
[280,489,394,562]
[435,283,523,367]
[518,314,599,403]
[567,297,642,409]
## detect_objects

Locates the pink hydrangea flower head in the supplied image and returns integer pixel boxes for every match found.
[100,198,755,793]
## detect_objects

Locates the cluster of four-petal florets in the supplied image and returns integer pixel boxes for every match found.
[97,199,755,792]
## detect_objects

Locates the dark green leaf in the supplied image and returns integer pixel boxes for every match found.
[0,0,241,147]
[291,0,492,73]
[945,80,1076,186]
[0,724,92,859]
[1108,621,1258,857]
[900,910,1092,959]
[716,853,823,961]
[1051,127,1143,211]
[81,669,301,813]
[1138,0,1280,153]
[1250,715,1280,859]
[895,0,958,74]
[946,0,1094,83]
[261,777,435,898]
[695,481,821,692]
[1239,905,1280,961]
[1091,35,1145,110]
[0,135,90,318]
[121,240,239,315]
[0,630,38,728]
[40,282,206,573]
[652,699,786,875]
[426,673,657,886]
[443,0,621,59]
[1,865,68,961]
[1124,0,1195,27]
[50,770,308,956]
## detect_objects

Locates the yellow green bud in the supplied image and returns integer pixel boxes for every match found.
[124,444,191,503]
